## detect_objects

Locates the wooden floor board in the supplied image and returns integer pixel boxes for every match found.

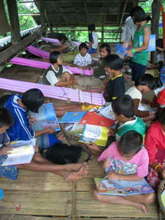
[0,164,159,218]
[0,191,71,216]
[76,192,158,218]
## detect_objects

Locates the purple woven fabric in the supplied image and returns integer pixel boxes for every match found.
[10,57,50,69]
[26,46,50,59]
[41,37,61,45]
[10,56,93,75]
[0,78,105,105]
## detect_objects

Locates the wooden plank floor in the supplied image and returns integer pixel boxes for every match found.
[0,158,161,219]
[0,64,162,219]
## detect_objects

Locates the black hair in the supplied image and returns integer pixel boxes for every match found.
[103,54,123,70]
[99,43,111,56]
[88,24,96,31]
[58,35,68,43]
[156,108,165,125]
[135,74,162,90]
[49,51,61,64]
[40,143,91,165]
[22,88,44,113]
[130,6,151,23]
[79,43,89,51]
[0,94,11,108]
[118,131,143,155]
[112,95,134,118]
[0,107,13,128]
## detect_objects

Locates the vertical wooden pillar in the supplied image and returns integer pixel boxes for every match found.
[50,24,53,33]
[161,6,165,48]
[7,0,21,43]
[39,0,47,34]
[151,0,161,62]
[101,25,104,43]
[132,0,138,8]
[151,0,161,38]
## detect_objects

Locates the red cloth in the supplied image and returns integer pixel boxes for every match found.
[80,112,114,127]
[157,88,165,105]
[145,121,165,165]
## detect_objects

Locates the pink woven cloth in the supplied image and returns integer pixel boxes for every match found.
[0,78,105,105]
[10,57,50,69]
[41,37,61,45]
[64,66,93,76]
[10,56,94,75]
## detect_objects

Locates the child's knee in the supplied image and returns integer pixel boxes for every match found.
[144,193,155,204]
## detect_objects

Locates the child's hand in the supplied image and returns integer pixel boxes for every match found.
[86,143,101,152]
[0,146,13,155]
[29,117,37,124]
[106,172,119,180]
[126,49,133,57]
[108,128,115,136]
[43,127,55,134]
[34,146,39,153]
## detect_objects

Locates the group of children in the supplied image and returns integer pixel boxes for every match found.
[0,5,164,214]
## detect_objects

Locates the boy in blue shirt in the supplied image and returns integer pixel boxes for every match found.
[3,88,44,141]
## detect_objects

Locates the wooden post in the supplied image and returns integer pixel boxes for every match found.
[161,6,165,48]
[101,25,104,43]
[151,0,161,62]
[151,0,161,37]
[7,0,21,43]
[39,0,47,34]
[132,0,138,8]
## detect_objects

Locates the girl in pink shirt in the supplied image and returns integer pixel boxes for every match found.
[95,131,154,213]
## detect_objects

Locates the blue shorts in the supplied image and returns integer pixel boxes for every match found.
[88,48,97,54]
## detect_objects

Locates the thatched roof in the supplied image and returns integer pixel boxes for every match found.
[34,0,148,27]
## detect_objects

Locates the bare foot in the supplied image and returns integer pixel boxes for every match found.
[162,169,165,179]
[137,203,148,214]
[159,181,165,192]
[86,143,101,152]
[65,165,88,182]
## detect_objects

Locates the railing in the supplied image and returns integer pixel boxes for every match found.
[0,25,41,48]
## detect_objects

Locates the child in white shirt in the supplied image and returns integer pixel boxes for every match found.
[42,51,74,87]
[73,43,92,68]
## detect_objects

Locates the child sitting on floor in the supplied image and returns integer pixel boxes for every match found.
[103,54,125,102]
[42,51,74,87]
[0,108,14,198]
[73,43,92,68]
[95,131,155,213]
[111,95,146,140]
[125,74,162,121]
[145,107,165,189]
[94,43,111,79]
[0,107,88,181]
[52,55,125,116]
[52,35,77,54]
[1,89,54,142]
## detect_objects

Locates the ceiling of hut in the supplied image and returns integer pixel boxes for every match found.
[34,0,148,27]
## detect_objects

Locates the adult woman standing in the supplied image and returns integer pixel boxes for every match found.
[127,6,151,83]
